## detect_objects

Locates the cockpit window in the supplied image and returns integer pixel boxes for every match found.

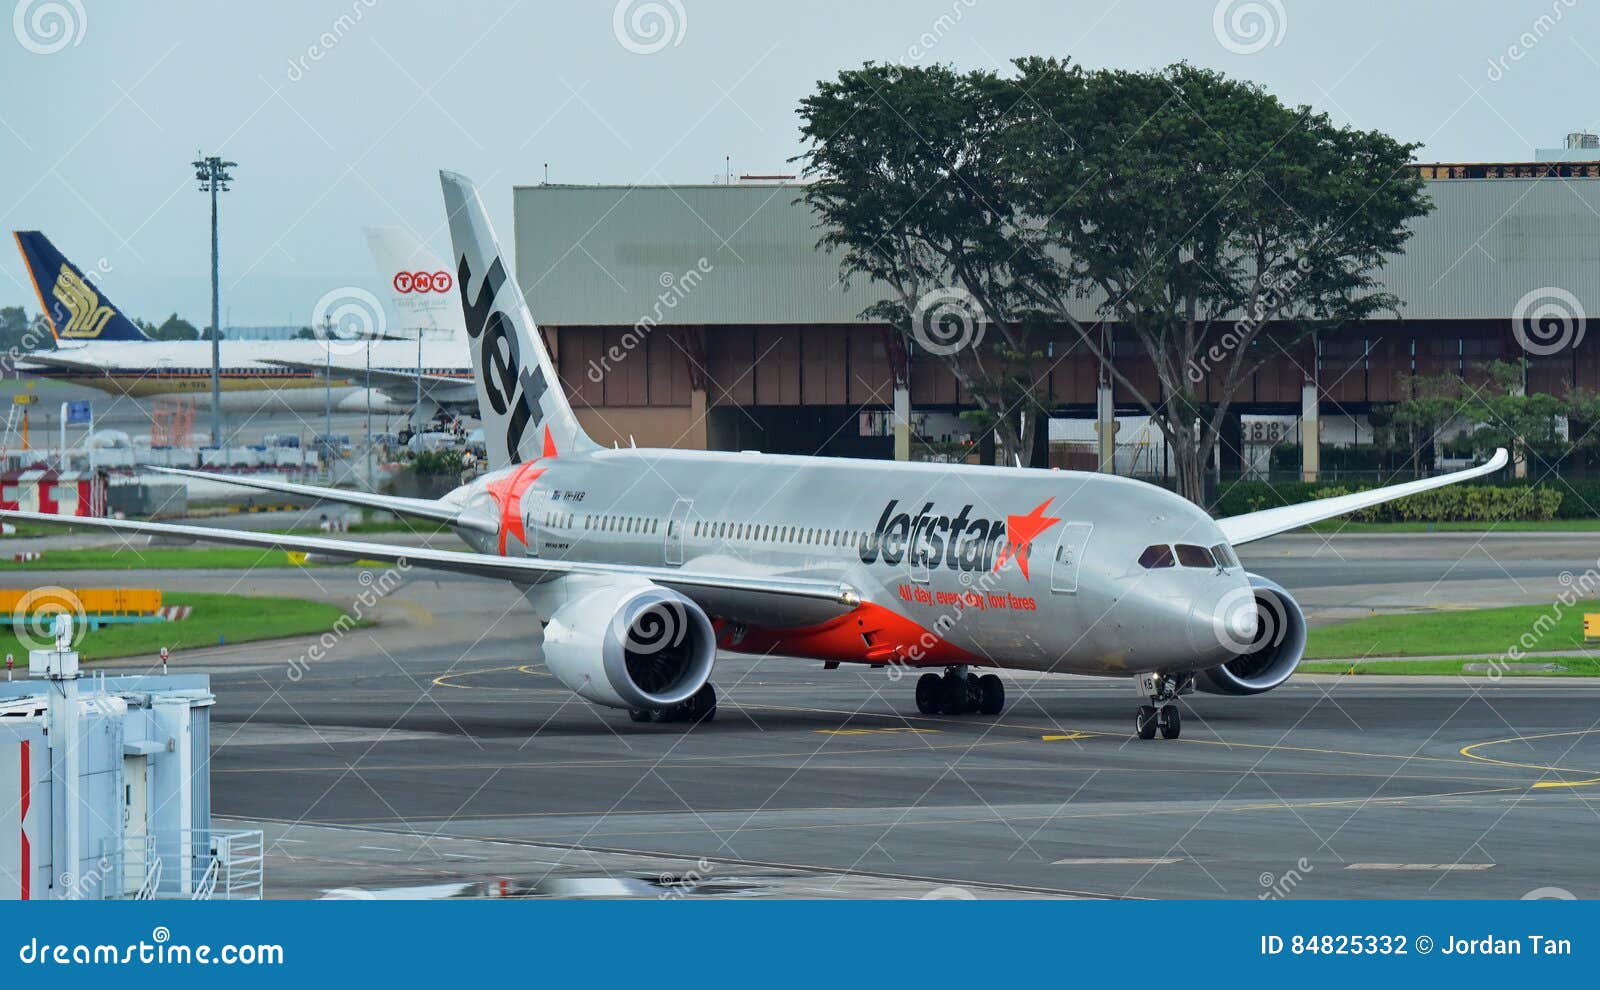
[1138,544,1175,569]
[1211,543,1239,569]
[1176,544,1216,568]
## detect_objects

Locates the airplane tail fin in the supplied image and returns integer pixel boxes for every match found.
[13,231,150,342]
[363,225,467,341]
[439,171,594,469]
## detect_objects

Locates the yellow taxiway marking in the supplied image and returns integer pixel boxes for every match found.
[393,601,437,627]
[1458,728,1600,788]
[815,727,941,736]
[1042,732,1093,742]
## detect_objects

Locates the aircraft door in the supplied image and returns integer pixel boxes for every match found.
[1049,522,1093,593]
[664,498,693,565]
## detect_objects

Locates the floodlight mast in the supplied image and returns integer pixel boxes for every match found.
[193,154,236,447]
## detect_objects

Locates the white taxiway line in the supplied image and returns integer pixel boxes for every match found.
[1344,863,1495,871]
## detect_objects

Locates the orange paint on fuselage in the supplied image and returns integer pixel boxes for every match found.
[718,601,982,668]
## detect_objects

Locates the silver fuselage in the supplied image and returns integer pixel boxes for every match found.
[445,447,1250,677]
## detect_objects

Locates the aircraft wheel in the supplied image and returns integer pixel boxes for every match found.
[939,673,969,716]
[686,683,718,724]
[1135,705,1159,740]
[977,674,1005,715]
[1158,704,1180,740]
[915,673,941,715]
[629,708,655,723]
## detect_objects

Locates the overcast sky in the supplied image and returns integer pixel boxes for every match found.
[2,0,1596,327]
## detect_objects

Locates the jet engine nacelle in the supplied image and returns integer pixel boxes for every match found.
[542,582,717,710]
[1196,573,1306,696]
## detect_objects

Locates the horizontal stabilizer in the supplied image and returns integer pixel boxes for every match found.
[146,466,483,530]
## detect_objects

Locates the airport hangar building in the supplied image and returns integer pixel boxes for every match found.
[513,160,1600,478]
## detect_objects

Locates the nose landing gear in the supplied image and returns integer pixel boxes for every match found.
[1134,672,1189,740]
[914,667,1005,716]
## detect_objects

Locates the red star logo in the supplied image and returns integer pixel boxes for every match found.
[485,426,557,554]
[991,498,1062,581]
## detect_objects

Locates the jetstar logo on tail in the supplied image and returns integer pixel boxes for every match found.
[458,253,546,460]
[859,498,1062,580]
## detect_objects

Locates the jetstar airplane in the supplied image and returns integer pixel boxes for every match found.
[1,172,1510,739]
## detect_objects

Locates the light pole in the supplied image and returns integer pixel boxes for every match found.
[193,154,236,448]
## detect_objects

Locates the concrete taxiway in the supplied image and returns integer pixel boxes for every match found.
[9,530,1600,899]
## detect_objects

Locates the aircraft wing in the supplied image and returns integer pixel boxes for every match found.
[1216,448,1510,546]
[0,509,861,609]
[260,359,477,410]
[146,466,480,530]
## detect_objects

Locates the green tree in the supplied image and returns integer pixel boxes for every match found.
[794,62,1061,466]
[795,59,1432,496]
[1396,361,1590,471]
[148,313,200,340]
[1011,59,1431,499]
[0,306,30,350]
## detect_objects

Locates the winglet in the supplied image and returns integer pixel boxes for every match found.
[1217,448,1510,546]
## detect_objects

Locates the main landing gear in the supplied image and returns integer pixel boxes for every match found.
[914,666,1005,716]
[629,683,718,724]
[1134,672,1189,740]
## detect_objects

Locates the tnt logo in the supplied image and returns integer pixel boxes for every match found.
[393,270,454,294]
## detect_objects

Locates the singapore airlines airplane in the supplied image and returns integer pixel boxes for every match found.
[12,228,473,415]
[2,172,1509,739]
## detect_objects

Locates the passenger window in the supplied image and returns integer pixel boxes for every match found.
[1176,544,1216,568]
[1138,545,1175,569]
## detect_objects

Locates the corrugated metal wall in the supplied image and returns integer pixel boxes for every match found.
[516,178,1600,328]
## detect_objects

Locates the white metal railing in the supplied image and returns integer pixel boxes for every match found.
[136,847,161,901]
[121,828,264,900]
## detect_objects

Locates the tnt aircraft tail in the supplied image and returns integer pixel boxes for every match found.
[363,225,467,341]
[13,231,150,342]
[440,171,594,468]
